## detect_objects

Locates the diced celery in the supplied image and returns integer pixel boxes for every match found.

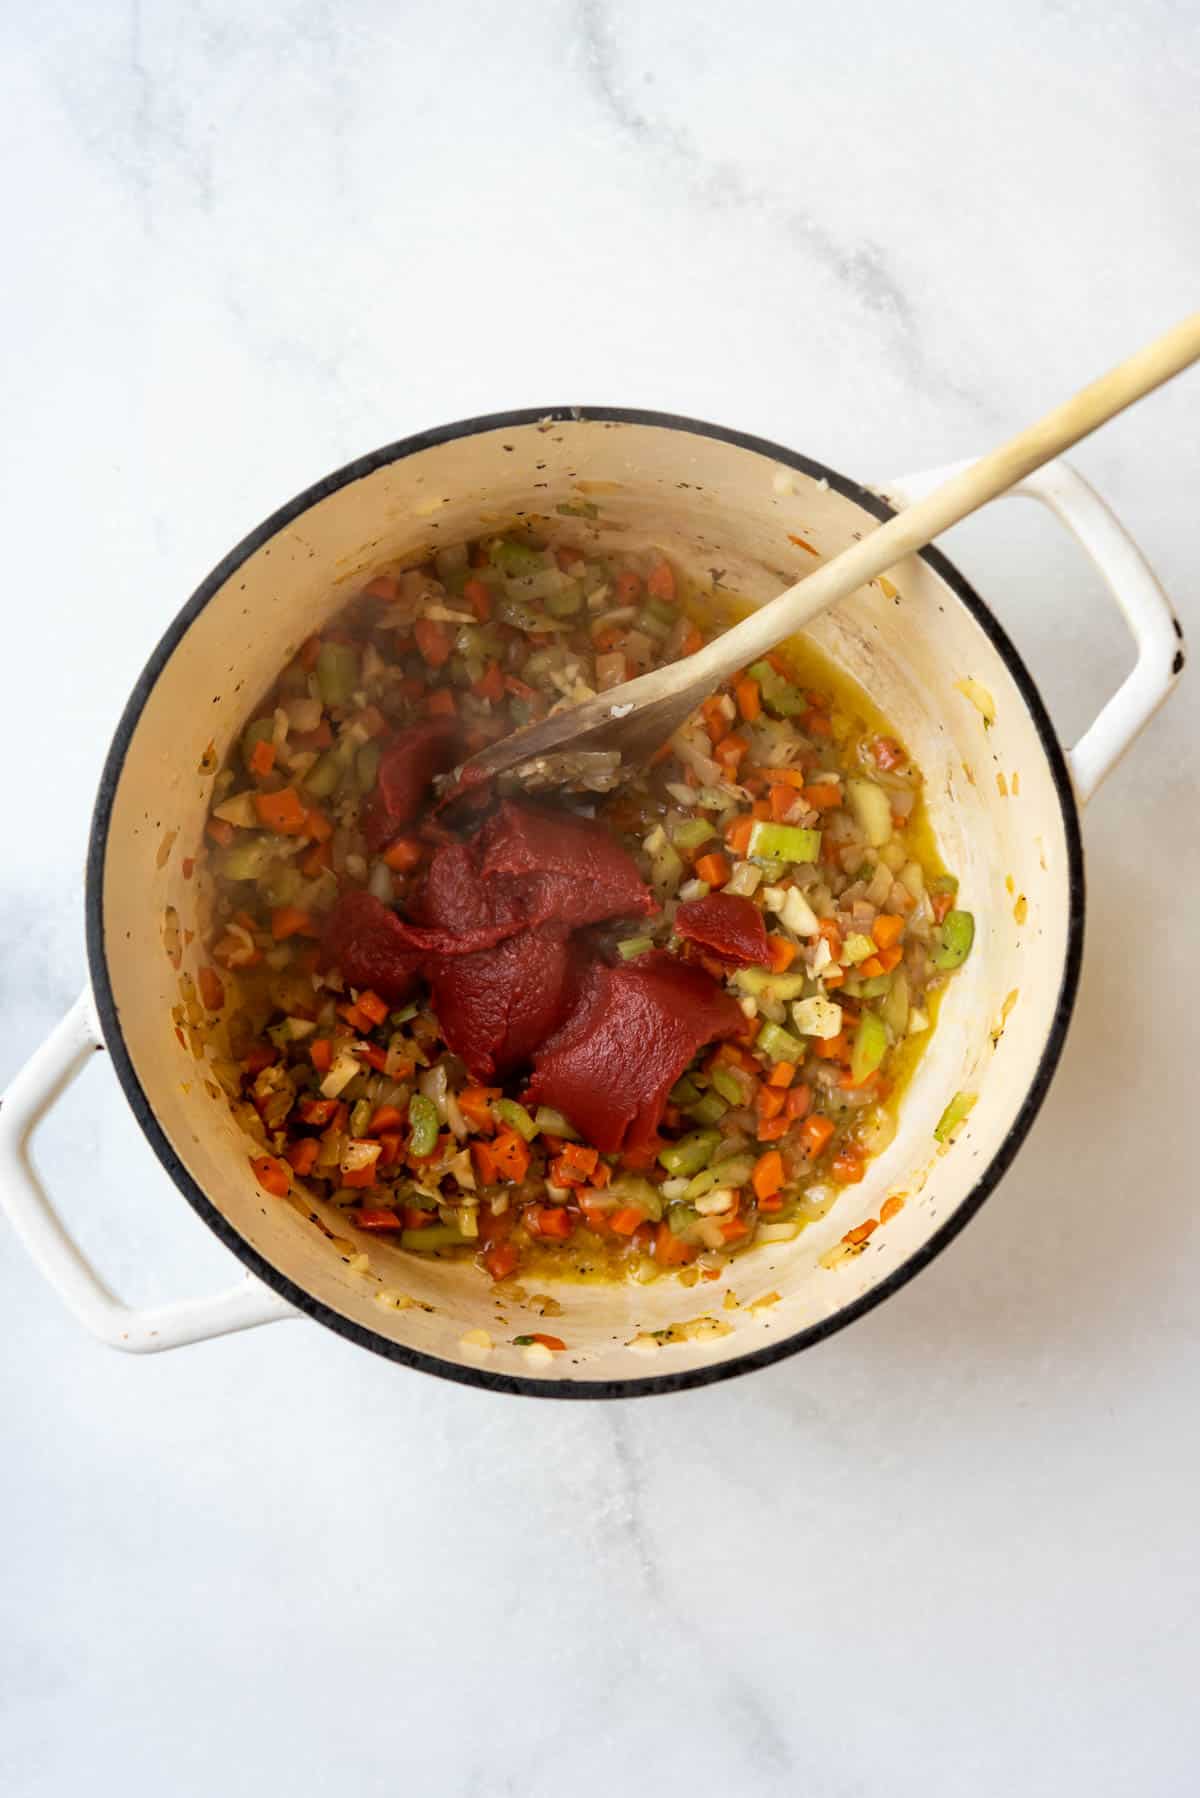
[932,909,975,970]
[533,1106,580,1140]
[241,716,275,768]
[219,837,275,882]
[882,968,910,1036]
[734,967,808,1001]
[609,1175,663,1221]
[261,861,304,907]
[671,818,716,855]
[618,936,655,960]
[669,1074,702,1106]
[711,1067,745,1107]
[389,1003,419,1026]
[400,1224,463,1252]
[858,973,893,998]
[303,748,344,798]
[748,821,821,864]
[355,742,381,793]
[756,1020,805,1063]
[687,1092,728,1127]
[554,500,599,518]
[667,1203,701,1236]
[349,1098,373,1138]
[934,1090,976,1143]
[791,996,844,1040]
[747,659,806,717]
[842,932,877,966]
[407,1092,439,1158]
[316,641,359,708]
[846,778,892,847]
[489,538,546,577]
[494,1098,537,1141]
[850,1010,888,1085]
[649,841,684,894]
[658,1130,721,1177]
[545,583,584,618]
[684,1157,754,1201]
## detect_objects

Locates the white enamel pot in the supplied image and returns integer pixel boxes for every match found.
[0,411,1185,1395]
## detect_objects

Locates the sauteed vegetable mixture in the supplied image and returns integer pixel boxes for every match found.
[199,531,974,1283]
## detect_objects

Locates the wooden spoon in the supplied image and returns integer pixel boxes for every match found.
[451,314,1200,795]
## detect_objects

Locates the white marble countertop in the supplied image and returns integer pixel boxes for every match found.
[3,4,1198,1794]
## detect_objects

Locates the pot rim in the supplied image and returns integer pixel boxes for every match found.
[85,406,1085,1399]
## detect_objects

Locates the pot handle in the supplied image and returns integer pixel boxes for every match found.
[880,456,1184,804]
[0,989,298,1352]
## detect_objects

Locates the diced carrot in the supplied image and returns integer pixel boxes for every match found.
[822,967,846,989]
[757,1193,784,1213]
[548,1154,587,1188]
[616,570,642,604]
[414,617,451,667]
[471,1139,499,1183]
[525,1204,573,1239]
[752,1149,784,1200]
[490,1128,531,1182]
[715,733,748,772]
[767,1060,795,1087]
[751,797,772,820]
[250,1154,290,1198]
[355,990,389,1027]
[296,1097,338,1126]
[378,836,421,876]
[877,944,904,973]
[503,673,536,702]
[720,1216,750,1242]
[843,1218,878,1246]
[680,623,704,655]
[340,1159,381,1190]
[526,1332,567,1351]
[556,1141,599,1181]
[197,967,225,1011]
[802,783,841,810]
[880,1194,905,1223]
[609,1205,648,1236]
[872,913,904,950]
[181,856,196,880]
[766,935,797,973]
[646,558,676,602]
[309,1039,333,1073]
[756,1115,789,1141]
[701,696,731,744]
[831,1146,867,1184]
[815,1030,851,1064]
[589,1161,611,1189]
[802,709,833,738]
[285,1138,320,1177]
[253,786,308,834]
[784,1082,813,1120]
[859,955,886,978]
[472,660,505,705]
[402,1206,435,1229]
[356,1044,390,1072]
[271,905,317,941]
[249,737,276,776]
[872,737,906,771]
[304,807,334,842]
[464,577,492,621]
[694,851,731,888]
[817,918,843,959]
[426,687,457,718]
[620,1140,662,1172]
[798,1114,835,1158]
[376,1132,404,1168]
[484,1240,519,1280]
[206,817,235,848]
[241,1041,277,1076]
[756,1085,785,1121]
[734,675,761,722]
[931,890,954,924]
[768,784,796,822]
[213,931,262,971]
[725,815,755,857]
[338,1000,370,1032]
[458,1086,499,1132]
[653,1221,694,1266]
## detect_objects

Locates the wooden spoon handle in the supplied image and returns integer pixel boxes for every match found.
[689,311,1200,681]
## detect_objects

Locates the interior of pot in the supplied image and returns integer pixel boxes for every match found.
[92,414,1080,1390]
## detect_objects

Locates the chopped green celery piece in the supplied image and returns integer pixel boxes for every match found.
[533,1105,580,1140]
[658,1130,721,1177]
[667,1203,700,1236]
[644,595,677,626]
[618,936,655,961]
[747,659,806,717]
[349,1098,373,1137]
[555,500,599,518]
[684,1157,754,1201]
[494,1098,537,1141]
[389,1003,419,1026]
[650,842,684,894]
[842,932,876,966]
[929,873,959,900]
[756,1020,805,1063]
[711,1067,745,1107]
[882,968,910,1036]
[634,607,671,640]
[609,1175,663,1221]
[934,1090,976,1143]
[748,820,821,864]
[407,1092,439,1158]
[241,717,275,768]
[671,817,716,855]
[355,742,381,793]
[846,777,892,847]
[850,1010,888,1085]
[316,641,359,708]
[753,857,788,883]
[734,967,808,1001]
[686,1092,728,1127]
[303,747,345,798]
[400,1224,463,1252]
[261,861,304,907]
[670,1075,702,1106]
[858,972,893,998]
[791,996,843,1040]
[219,837,274,882]
[489,537,546,578]
[544,583,583,618]
[933,909,975,970]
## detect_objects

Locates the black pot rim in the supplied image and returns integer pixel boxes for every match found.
[85,405,1085,1399]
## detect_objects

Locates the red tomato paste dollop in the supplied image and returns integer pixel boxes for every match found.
[362,717,461,852]
[675,892,771,967]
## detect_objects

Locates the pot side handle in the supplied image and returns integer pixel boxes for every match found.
[0,989,298,1352]
[880,456,1184,804]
